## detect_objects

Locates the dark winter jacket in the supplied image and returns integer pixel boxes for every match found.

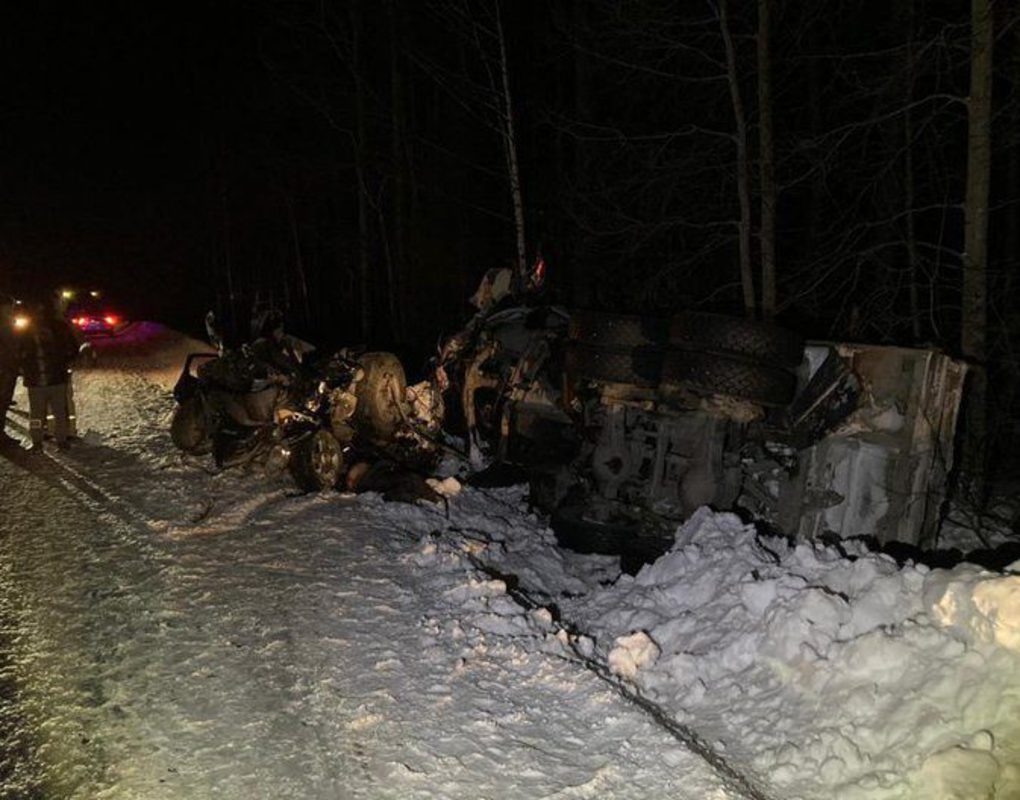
[17,317,79,387]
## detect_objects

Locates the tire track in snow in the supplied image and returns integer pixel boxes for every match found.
[5,412,294,542]
[5,341,765,796]
[0,546,48,800]
[0,454,136,798]
[456,546,776,800]
[1,432,153,536]
[333,489,775,798]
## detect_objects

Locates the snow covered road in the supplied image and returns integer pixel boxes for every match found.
[0,325,741,799]
[3,323,1020,799]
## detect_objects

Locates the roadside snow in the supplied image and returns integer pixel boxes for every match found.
[406,491,1020,799]
[1,325,739,799]
[3,323,1018,799]
[578,510,1020,798]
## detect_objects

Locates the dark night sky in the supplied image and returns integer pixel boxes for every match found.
[4,1,1020,469]
[0,2,1014,358]
[0,1,512,339]
[0,2,251,322]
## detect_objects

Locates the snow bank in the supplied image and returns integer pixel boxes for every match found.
[6,334,742,800]
[381,491,1020,798]
[925,563,1020,652]
[570,508,1020,799]
[18,324,1019,799]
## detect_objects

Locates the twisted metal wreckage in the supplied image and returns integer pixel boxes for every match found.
[170,268,968,557]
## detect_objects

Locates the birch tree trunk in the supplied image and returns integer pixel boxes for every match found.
[719,0,756,318]
[757,0,776,320]
[495,1,528,294]
[904,0,922,342]
[961,0,993,488]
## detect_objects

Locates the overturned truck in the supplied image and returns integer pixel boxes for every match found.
[448,306,967,556]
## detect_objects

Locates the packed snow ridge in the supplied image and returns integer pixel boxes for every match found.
[563,508,1020,798]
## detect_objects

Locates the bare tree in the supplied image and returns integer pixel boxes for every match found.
[494,4,527,288]
[903,0,922,342]
[961,0,994,486]
[719,0,756,317]
[757,0,777,320]
[421,0,529,289]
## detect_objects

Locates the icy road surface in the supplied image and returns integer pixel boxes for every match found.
[0,324,740,799]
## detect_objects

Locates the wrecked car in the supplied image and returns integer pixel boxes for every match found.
[170,337,434,493]
[440,293,967,556]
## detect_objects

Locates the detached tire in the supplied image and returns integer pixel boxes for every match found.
[661,350,796,406]
[353,352,408,441]
[568,310,668,349]
[669,312,804,368]
[289,429,344,492]
[564,343,663,387]
[170,397,211,454]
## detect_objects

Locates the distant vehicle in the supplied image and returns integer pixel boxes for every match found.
[2,294,25,324]
[61,288,129,336]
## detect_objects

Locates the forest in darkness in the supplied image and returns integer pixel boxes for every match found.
[2,0,1019,482]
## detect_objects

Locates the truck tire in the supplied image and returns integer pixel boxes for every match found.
[669,312,804,368]
[289,429,344,492]
[551,503,673,572]
[170,397,211,454]
[568,310,669,349]
[564,342,663,387]
[661,349,796,406]
[353,352,408,441]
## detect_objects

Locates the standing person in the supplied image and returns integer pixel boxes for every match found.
[0,297,19,447]
[51,289,85,438]
[17,300,79,452]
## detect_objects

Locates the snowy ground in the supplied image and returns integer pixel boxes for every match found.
[1,323,1019,799]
